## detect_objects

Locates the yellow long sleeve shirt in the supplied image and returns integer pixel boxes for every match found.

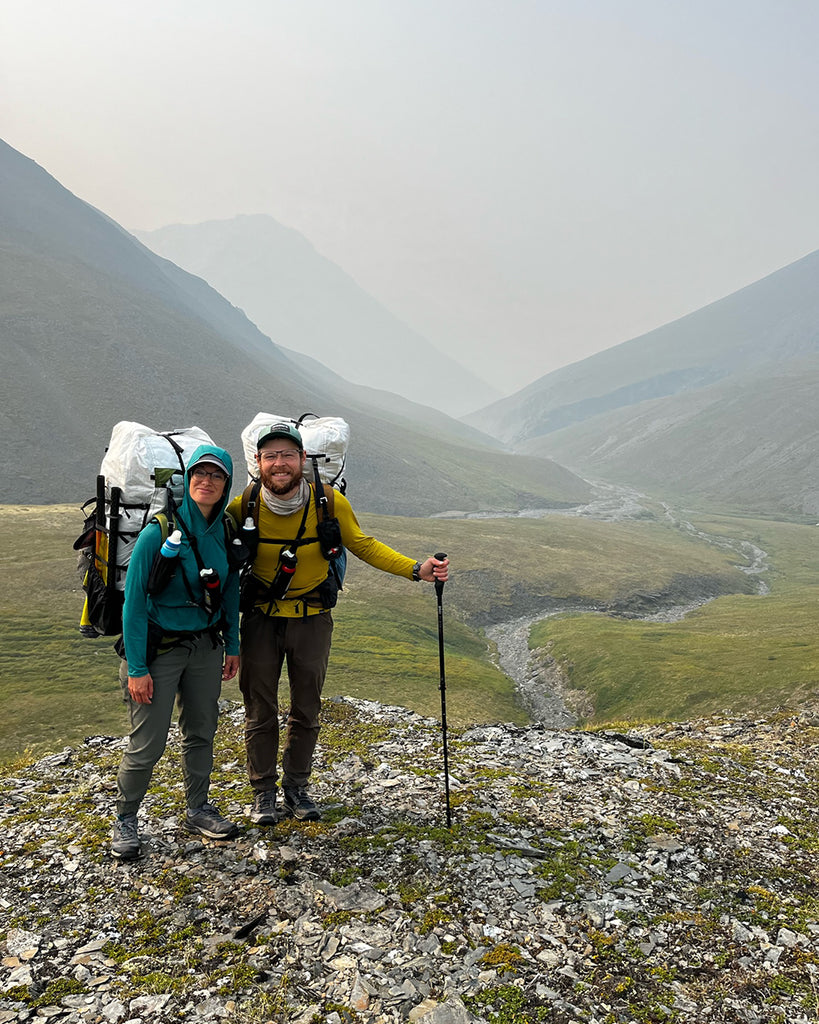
[227,486,416,617]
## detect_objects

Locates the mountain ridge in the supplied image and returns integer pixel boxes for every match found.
[135,214,501,418]
[467,247,819,516]
[0,138,588,515]
[469,246,819,442]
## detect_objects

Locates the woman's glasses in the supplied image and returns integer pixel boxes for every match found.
[191,467,227,482]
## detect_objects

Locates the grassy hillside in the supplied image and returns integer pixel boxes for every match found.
[1,502,765,763]
[527,358,819,519]
[531,513,819,722]
[466,247,819,519]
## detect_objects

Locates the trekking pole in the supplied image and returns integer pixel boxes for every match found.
[433,552,452,828]
[106,485,121,601]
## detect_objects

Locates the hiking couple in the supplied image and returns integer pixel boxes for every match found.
[112,423,449,859]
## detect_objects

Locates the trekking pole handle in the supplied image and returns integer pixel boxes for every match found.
[433,552,447,596]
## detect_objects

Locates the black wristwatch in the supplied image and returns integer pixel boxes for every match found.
[412,561,422,581]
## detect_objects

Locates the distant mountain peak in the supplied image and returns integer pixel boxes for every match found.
[0,136,581,512]
[135,215,501,417]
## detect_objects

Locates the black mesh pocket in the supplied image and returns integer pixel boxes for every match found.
[316,516,343,560]
[239,572,261,614]
[84,560,124,636]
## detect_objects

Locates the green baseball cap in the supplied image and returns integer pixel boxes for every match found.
[256,421,304,450]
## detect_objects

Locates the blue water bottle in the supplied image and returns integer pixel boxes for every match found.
[147,530,183,595]
[160,530,182,558]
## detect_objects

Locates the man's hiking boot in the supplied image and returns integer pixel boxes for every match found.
[111,813,141,860]
[282,785,321,821]
[249,789,278,825]
[185,803,239,840]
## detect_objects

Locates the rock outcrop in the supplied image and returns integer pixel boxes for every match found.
[2,697,818,1023]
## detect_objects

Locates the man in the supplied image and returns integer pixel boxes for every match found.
[228,422,449,824]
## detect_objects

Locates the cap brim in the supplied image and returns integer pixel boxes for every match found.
[189,454,230,475]
[257,431,303,450]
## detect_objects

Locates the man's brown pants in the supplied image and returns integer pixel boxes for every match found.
[239,609,333,791]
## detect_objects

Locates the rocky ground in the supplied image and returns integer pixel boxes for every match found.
[2,696,819,1024]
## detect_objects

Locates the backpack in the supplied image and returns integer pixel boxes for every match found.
[240,412,349,492]
[238,412,349,609]
[75,421,240,638]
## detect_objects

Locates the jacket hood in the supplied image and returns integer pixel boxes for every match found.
[181,442,234,528]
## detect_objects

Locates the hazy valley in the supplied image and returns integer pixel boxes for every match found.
[4,129,819,750]
[4,128,819,1024]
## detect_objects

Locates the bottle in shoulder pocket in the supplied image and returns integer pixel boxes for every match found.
[146,530,183,595]
[160,530,182,558]
[241,515,259,561]
[269,548,298,599]
[200,567,221,614]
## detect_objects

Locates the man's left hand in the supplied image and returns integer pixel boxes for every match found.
[223,655,240,681]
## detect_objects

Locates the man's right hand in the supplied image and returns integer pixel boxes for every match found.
[419,555,449,583]
[128,674,154,704]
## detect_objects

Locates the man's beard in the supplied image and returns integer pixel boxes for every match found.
[261,463,303,496]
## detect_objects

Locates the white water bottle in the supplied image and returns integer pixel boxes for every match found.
[242,515,259,560]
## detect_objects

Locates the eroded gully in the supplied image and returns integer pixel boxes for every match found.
[440,483,770,728]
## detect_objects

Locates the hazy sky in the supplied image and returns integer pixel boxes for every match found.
[2,1,819,394]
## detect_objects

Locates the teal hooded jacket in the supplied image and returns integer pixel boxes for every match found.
[122,442,241,676]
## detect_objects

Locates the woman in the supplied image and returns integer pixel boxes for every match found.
[111,443,241,859]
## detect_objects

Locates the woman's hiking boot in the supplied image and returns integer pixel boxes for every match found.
[111,813,141,859]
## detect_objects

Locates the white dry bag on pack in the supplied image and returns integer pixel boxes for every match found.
[77,421,215,636]
[241,412,349,492]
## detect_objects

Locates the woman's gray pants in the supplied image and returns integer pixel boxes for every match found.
[116,634,223,816]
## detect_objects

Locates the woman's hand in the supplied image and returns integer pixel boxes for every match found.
[128,674,153,704]
[223,655,240,681]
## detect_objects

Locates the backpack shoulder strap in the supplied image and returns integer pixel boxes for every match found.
[241,481,262,526]
[222,509,237,544]
[152,511,172,543]
[172,508,206,572]
[309,456,337,522]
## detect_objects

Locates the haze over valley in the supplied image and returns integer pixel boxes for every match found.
[135,216,501,418]
[467,248,819,518]
[5,130,819,525]
[0,138,587,515]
